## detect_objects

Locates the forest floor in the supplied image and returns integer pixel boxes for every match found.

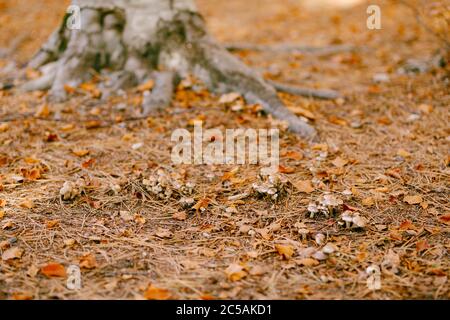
[0,0,449,300]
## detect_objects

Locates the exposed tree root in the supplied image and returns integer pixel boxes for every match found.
[226,43,358,56]
[269,81,341,100]
[22,6,319,139]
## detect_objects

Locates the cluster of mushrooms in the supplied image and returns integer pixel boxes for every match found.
[252,173,289,201]
[143,169,195,200]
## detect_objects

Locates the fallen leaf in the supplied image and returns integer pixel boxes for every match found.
[19,199,35,209]
[283,151,304,160]
[155,228,173,239]
[46,220,59,229]
[399,220,416,231]
[144,285,171,300]
[416,240,430,252]
[193,198,210,212]
[225,264,247,281]
[439,214,450,225]
[294,180,315,193]
[275,244,295,260]
[0,122,9,132]
[0,210,4,219]
[72,149,90,157]
[418,104,433,114]
[288,106,316,120]
[41,263,66,278]
[362,197,374,206]
[79,253,98,269]
[295,258,319,267]
[332,157,349,168]
[12,294,33,300]
[2,247,24,261]
[120,210,133,222]
[173,211,187,221]
[404,195,423,205]
[0,199,5,207]
[278,165,296,174]
[397,149,411,158]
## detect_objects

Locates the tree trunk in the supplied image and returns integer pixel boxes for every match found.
[23,0,317,139]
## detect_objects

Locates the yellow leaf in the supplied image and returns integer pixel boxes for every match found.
[362,197,374,206]
[144,285,171,300]
[19,199,35,209]
[0,123,9,132]
[397,149,411,158]
[72,149,90,157]
[275,244,295,260]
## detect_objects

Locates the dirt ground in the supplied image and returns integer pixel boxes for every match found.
[0,0,449,300]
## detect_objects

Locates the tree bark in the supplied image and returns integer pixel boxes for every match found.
[23,0,318,139]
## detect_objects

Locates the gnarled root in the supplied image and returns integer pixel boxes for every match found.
[23,6,318,139]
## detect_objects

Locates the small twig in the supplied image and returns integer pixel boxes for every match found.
[269,80,341,100]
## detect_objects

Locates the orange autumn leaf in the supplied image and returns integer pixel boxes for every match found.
[41,263,66,278]
[72,149,90,157]
[416,240,430,252]
[275,244,295,260]
[283,151,303,160]
[278,165,296,174]
[225,264,247,282]
[82,158,96,169]
[438,214,450,225]
[144,285,171,300]
[79,253,98,269]
[193,198,210,212]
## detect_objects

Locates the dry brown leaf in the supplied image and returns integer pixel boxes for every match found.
[41,263,66,278]
[0,199,6,207]
[294,180,315,193]
[0,210,4,220]
[404,195,423,205]
[418,104,433,114]
[144,285,171,300]
[295,258,319,267]
[362,197,374,206]
[275,244,295,260]
[79,253,98,269]
[137,80,155,92]
[332,157,349,168]
[173,211,187,221]
[2,247,24,261]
